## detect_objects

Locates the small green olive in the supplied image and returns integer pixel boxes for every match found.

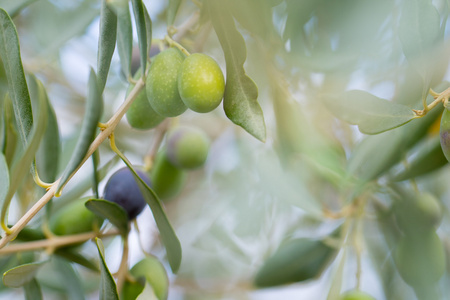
[50,197,103,236]
[178,53,225,113]
[146,48,187,117]
[339,290,376,300]
[166,126,210,169]
[126,70,165,130]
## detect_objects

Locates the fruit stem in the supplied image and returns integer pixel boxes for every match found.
[115,235,129,294]
[413,87,450,117]
[164,35,191,57]
[144,119,170,172]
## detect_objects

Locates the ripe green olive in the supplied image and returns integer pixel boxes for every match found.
[50,197,103,236]
[394,231,445,287]
[440,107,450,162]
[126,70,165,130]
[166,126,210,169]
[178,53,225,113]
[150,150,186,201]
[146,48,187,117]
[339,290,376,300]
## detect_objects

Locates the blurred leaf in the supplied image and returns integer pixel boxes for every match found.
[24,279,42,300]
[53,257,85,300]
[120,161,182,273]
[167,0,182,26]
[1,97,18,167]
[0,153,8,205]
[0,0,38,17]
[85,199,129,235]
[110,1,132,78]
[322,90,416,134]
[3,261,47,288]
[15,226,45,241]
[254,237,337,287]
[28,74,60,183]
[92,150,100,199]
[0,8,33,147]
[392,135,448,181]
[97,0,117,92]
[54,248,99,272]
[57,69,103,194]
[326,249,346,300]
[95,238,119,300]
[208,0,266,142]
[131,0,147,72]
[136,282,158,300]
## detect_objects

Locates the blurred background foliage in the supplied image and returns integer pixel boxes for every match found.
[1,0,450,299]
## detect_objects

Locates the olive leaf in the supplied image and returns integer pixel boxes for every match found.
[1,97,18,167]
[0,153,8,205]
[0,8,33,147]
[95,238,119,300]
[3,261,47,288]
[143,4,152,53]
[208,0,266,142]
[109,1,132,78]
[53,257,85,300]
[85,199,129,235]
[97,0,117,92]
[322,90,417,135]
[57,69,103,194]
[167,0,182,26]
[24,279,43,300]
[54,248,99,272]
[131,0,148,73]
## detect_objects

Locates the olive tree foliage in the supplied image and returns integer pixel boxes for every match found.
[0,0,450,299]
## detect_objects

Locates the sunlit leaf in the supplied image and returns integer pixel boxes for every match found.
[208,0,266,142]
[119,161,182,273]
[57,69,103,194]
[167,0,182,26]
[3,261,47,288]
[97,0,117,92]
[24,279,42,300]
[322,90,417,134]
[131,0,147,72]
[0,8,33,147]
[95,238,119,300]
[109,1,132,78]
[53,257,85,300]
[85,199,129,235]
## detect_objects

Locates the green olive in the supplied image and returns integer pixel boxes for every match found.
[126,70,165,130]
[339,290,376,300]
[146,48,187,117]
[50,197,103,236]
[394,231,445,287]
[128,257,169,300]
[178,53,225,113]
[150,150,187,201]
[166,126,210,169]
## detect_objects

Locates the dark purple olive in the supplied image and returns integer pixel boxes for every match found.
[103,167,151,220]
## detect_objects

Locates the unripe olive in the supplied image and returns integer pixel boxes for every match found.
[178,53,225,113]
[440,108,450,162]
[50,197,103,236]
[150,150,187,201]
[166,126,210,169]
[146,48,187,117]
[126,70,165,130]
[339,290,376,300]
[394,231,445,287]
[103,167,151,220]
[123,257,169,300]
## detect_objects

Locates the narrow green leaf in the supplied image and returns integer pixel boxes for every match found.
[85,199,129,235]
[392,135,448,181]
[28,74,60,183]
[3,261,47,288]
[2,96,18,167]
[167,0,182,26]
[53,257,85,300]
[143,5,152,53]
[208,0,266,142]
[0,0,38,17]
[120,161,182,273]
[24,279,42,300]
[97,0,117,92]
[109,1,132,78]
[0,153,8,205]
[54,248,99,272]
[131,0,147,72]
[95,238,119,300]
[92,150,100,199]
[57,69,103,194]
[322,90,417,134]
[0,8,33,147]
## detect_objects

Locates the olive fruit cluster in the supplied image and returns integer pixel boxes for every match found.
[393,192,445,287]
[126,47,225,130]
[151,126,210,201]
[103,167,152,220]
